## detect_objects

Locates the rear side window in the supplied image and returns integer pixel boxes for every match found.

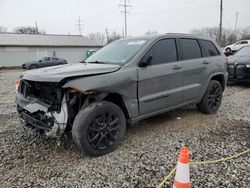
[180,39,202,60]
[146,39,178,65]
[241,41,248,44]
[200,40,220,57]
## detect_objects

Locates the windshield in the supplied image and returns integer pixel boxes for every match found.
[235,46,250,56]
[85,39,148,65]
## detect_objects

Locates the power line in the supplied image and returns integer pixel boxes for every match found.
[76,16,84,35]
[119,0,132,37]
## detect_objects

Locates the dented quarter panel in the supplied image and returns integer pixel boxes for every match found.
[63,66,139,117]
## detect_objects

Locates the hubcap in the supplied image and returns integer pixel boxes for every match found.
[87,111,120,150]
[208,84,222,111]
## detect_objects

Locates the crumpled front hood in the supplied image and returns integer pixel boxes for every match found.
[228,55,250,65]
[21,63,121,82]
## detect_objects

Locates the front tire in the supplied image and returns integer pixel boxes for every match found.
[197,80,223,114]
[29,64,38,69]
[72,101,126,156]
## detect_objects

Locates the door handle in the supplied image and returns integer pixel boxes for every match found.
[172,65,182,70]
[203,60,210,64]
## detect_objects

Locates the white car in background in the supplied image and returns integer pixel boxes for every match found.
[224,40,250,54]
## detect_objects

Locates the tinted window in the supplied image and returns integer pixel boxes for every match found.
[241,41,248,44]
[200,40,219,57]
[180,39,202,60]
[146,39,177,65]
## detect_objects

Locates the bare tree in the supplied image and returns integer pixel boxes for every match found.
[190,26,250,47]
[108,31,122,43]
[14,26,46,34]
[87,32,107,45]
[145,30,158,35]
[0,26,7,33]
[240,26,250,40]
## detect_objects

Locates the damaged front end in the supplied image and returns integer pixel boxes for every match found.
[16,80,68,137]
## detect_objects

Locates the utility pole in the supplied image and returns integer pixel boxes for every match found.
[233,11,239,43]
[219,0,223,45]
[35,21,38,34]
[119,0,132,38]
[76,16,84,35]
[234,11,239,32]
[105,27,110,43]
[122,27,125,38]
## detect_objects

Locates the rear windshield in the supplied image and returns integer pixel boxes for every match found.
[85,39,148,65]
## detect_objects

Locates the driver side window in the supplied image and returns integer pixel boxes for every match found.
[144,39,178,65]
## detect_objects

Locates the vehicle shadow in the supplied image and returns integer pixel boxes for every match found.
[125,104,199,134]
[227,82,250,88]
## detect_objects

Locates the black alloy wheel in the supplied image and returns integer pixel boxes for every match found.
[197,80,223,114]
[72,101,126,156]
[87,111,120,150]
[207,83,222,111]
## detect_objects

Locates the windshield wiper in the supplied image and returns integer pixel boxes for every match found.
[87,61,106,64]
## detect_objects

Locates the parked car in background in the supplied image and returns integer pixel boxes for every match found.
[16,34,227,156]
[224,40,250,54]
[22,57,68,69]
[0,66,7,71]
[227,45,250,83]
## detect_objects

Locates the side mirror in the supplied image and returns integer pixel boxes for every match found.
[138,54,153,67]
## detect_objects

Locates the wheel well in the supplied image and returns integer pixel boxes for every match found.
[103,93,130,118]
[211,75,225,90]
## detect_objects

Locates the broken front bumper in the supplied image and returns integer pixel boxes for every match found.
[16,92,68,137]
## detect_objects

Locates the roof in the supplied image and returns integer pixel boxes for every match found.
[120,33,212,41]
[0,33,102,47]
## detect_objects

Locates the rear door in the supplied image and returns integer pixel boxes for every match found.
[179,38,206,103]
[45,57,57,67]
[180,38,221,103]
[39,57,50,67]
[138,38,184,115]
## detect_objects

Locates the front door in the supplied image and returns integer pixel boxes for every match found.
[138,38,184,115]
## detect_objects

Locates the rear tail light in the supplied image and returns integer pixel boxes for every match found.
[16,79,20,92]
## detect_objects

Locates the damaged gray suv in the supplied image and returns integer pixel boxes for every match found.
[16,34,228,156]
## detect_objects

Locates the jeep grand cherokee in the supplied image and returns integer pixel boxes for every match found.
[16,34,228,156]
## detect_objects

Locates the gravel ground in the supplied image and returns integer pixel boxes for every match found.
[0,70,249,188]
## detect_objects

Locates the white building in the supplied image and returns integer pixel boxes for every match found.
[0,33,102,67]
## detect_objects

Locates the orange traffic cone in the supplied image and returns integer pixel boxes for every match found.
[173,146,191,188]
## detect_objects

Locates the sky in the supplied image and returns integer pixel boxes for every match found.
[0,0,249,36]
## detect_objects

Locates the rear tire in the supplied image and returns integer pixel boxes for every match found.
[72,101,126,156]
[197,80,223,114]
[225,48,231,54]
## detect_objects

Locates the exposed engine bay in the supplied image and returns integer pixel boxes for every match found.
[16,80,89,137]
